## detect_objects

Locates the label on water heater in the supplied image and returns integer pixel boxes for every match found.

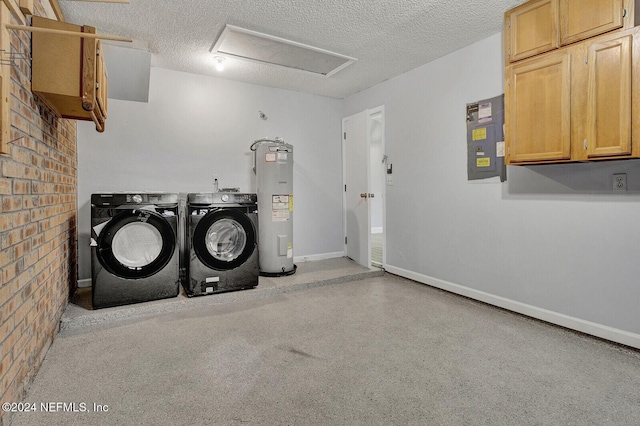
[265,153,276,162]
[272,195,290,221]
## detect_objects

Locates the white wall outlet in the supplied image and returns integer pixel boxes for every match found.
[613,173,627,191]
[386,175,394,186]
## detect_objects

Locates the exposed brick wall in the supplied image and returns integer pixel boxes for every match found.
[0,2,77,424]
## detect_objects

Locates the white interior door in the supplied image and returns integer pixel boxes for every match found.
[343,110,371,268]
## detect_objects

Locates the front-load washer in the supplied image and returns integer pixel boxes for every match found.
[91,193,180,308]
[185,192,259,296]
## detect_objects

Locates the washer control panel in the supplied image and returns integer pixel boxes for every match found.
[188,192,257,206]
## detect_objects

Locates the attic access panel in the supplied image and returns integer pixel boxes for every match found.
[211,25,356,77]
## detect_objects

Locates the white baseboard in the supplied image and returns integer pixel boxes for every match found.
[77,278,91,288]
[294,251,345,263]
[386,265,640,350]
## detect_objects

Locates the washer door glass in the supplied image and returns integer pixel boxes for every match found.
[205,219,247,262]
[111,222,163,267]
[192,209,256,271]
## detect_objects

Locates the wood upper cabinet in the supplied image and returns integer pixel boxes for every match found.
[505,26,640,164]
[505,0,637,63]
[585,31,633,158]
[505,0,559,62]
[31,16,107,132]
[505,50,571,162]
[560,0,624,45]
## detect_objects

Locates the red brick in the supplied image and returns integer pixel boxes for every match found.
[31,154,44,168]
[13,300,32,333]
[0,249,11,269]
[0,300,19,342]
[13,240,31,259]
[0,179,12,195]
[10,111,30,134]
[5,228,22,246]
[10,146,31,165]
[0,212,30,232]
[30,234,43,250]
[22,196,38,209]
[38,194,59,206]
[37,241,52,258]
[1,353,19,395]
[12,180,29,195]
[22,250,38,269]
[2,261,20,283]
[2,196,23,212]
[0,351,11,378]
[2,162,39,180]
[22,224,37,239]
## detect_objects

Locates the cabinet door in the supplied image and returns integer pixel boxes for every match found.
[586,33,632,157]
[506,51,571,163]
[96,41,108,119]
[560,0,623,46]
[506,0,559,62]
[81,26,97,113]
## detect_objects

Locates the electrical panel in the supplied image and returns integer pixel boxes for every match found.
[466,94,506,181]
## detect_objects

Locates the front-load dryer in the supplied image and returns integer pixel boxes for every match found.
[185,192,259,296]
[91,193,180,308]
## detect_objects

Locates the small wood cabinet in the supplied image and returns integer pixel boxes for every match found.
[505,0,637,63]
[506,50,571,162]
[505,27,640,164]
[31,16,107,132]
[505,0,560,62]
[585,31,633,158]
[560,0,624,45]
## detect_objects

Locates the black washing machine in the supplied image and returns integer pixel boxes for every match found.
[91,193,180,308]
[185,192,259,296]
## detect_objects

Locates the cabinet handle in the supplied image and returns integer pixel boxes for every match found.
[623,8,627,18]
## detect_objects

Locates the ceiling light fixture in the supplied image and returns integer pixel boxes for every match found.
[214,56,225,71]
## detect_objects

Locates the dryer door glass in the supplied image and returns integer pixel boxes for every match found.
[111,222,163,267]
[205,219,247,262]
[95,210,176,279]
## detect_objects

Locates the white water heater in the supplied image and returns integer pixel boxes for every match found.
[252,138,295,276]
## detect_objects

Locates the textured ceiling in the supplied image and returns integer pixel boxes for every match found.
[58,0,523,99]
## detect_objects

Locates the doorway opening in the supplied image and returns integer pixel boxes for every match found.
[342,106,385,269]
[369,110,384,267]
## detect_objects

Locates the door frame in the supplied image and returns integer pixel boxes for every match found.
[342,105,386,269]
[369,106,386,268]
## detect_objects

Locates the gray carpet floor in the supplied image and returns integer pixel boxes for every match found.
[10,272,640,426]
